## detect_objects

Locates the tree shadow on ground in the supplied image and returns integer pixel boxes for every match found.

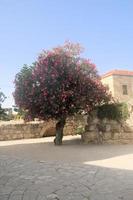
[0,153,133,200]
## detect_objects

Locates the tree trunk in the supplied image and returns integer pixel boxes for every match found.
[54,117,66,145]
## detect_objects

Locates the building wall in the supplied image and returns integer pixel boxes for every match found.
[101,75,133,105]
[101,75,115,96]
[113,75,133,104]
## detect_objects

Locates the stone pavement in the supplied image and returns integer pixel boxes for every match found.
[0,136,133,200]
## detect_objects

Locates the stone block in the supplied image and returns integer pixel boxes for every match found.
[82,131,97,143]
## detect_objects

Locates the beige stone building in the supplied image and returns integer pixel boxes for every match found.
[101,70,133,109]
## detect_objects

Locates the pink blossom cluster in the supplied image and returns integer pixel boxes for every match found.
[14,42,111,120]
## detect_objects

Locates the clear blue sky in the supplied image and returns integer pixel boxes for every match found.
[0,0,133,107]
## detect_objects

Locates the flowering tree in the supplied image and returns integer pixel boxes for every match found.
[14,42,110,145]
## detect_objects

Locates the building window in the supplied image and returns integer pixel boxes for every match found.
[122,85,128,95]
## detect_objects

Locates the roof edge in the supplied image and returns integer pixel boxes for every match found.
[101,69,133,79]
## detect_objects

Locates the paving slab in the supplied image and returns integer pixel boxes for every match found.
[0,136,133,200]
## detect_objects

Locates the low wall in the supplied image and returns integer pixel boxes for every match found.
[0,115,133,144]
[0,122,43,141]
[0,115,86,141]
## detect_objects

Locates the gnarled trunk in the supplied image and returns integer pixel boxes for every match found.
[54,117,66,145]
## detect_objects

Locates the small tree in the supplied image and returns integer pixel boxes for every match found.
[0,90,6,104]
[0,90,6,120]
[14,42,110,145]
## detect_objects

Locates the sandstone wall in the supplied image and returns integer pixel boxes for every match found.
[0,122,43,140]
[0,115,133,144]
[0,115,86,141]
[102,74,133,107]
[101,75,115,96]
[113,75,133,103]
[82,117,133,144]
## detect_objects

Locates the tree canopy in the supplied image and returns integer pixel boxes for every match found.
[0,90,6,120]
[14,42,110,121]
[0,90,6,105]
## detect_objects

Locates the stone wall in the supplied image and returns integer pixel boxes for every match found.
[82,117,133,144]
[0,122,43,140]
[0,115,86,141]
[0,114,133,144]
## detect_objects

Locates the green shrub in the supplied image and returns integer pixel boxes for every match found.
[76,125,85,135]
[13,106,27,120]
[96,103,129,121]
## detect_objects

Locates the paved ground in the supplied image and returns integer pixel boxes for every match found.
[0,135,133,200]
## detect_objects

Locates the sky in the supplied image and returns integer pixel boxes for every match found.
[0,0,133,108]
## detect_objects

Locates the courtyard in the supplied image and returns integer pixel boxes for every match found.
[0,135,133,200]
